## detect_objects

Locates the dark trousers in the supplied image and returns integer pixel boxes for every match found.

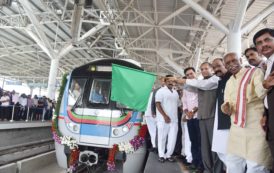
[13,106,20,120]
[0,106,11,120]
[19,106,27,120]
[173,112,183,156]
[34,107,43,120]
[266,108,274,172]
[199,118,223,173]
[268,140,274,172]
[187,118,202,168]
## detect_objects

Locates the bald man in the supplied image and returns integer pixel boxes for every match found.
[222,52,272,173]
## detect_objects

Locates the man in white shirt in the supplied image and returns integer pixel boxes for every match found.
[253,28,274,172]
[155,75,180,162]
[19,94,28,120]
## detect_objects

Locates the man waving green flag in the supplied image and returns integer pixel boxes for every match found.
[111,64,156,111]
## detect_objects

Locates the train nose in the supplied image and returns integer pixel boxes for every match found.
[79,151,98,166]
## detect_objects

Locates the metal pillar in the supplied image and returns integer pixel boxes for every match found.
[1,77,5,90]
[39,87,42,97]
[227,31,241,57]
[193,47,201,71]
[29,87,34,97]
[47,58,59,100]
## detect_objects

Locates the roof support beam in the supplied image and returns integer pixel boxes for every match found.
[160,28,192,53]
[159,0,199,25]
[119,0,154,24]
[241,2,274,34]
[24,28,53,59]
[57,24,105,59]
[128,28,153,46]
[182,0,229,34]
[71,0,84,44]
[19,0,56,59]
[157,50,185,76]
[232,0,249,32]
[89,27,108,48]
[120,0,135,14]
[82,21,206,32]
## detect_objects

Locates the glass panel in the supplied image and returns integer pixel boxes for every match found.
[89,79,111,104]
[68,78,86,107]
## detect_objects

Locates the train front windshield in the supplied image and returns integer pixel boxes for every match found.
[68,76,131,111]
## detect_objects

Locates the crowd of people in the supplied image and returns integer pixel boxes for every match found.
[144,28,274,173]
[0,89,55,121]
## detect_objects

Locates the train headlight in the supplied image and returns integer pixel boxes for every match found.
[122,126,129,132]
[90,66,96,71]
[73,124,79,132]
[111,123,132,137]
[113,128,119,136]
[67,122,80,133]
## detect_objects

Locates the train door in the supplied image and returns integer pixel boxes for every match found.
[79,78,112,146]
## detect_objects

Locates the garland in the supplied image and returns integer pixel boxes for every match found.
[51,74,79,171]
[107,144,119,171]
[69,148,80,171]
[107,124,148,171]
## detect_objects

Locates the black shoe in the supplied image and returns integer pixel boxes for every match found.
[183,161,191,166]
[178,155,190,165]
[166,157,175,162]
[195,168,204,173]
[149,147,158,154]
[158,157,165,163]
[187,164,197,170]
[148,147,154,152]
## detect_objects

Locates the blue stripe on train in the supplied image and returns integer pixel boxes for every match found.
[79,111,139,137]
[80,124,111,137]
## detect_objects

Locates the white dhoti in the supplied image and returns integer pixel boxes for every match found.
[182,121,192,163]
[212,102,229,165]
[145,116,157,148]
[226,154,270,173]
[157,122,178,158]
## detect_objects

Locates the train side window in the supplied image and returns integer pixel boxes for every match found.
[68,78,86,106]
[89,79,111,104]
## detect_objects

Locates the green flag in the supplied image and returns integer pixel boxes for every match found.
[111,64,156,111]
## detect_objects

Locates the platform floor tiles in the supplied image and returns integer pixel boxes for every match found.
[144,152,192,173]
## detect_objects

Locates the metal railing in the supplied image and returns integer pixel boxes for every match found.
[0,105,53,122]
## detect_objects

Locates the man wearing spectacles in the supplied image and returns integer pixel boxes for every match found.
[254,28,274,172]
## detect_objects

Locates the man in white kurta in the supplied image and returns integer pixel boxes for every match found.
[155,76,180,162]
[222,53,272,173]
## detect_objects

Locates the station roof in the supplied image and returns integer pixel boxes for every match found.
[0,0,273,84]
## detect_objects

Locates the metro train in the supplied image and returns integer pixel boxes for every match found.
[53,59,147,173]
